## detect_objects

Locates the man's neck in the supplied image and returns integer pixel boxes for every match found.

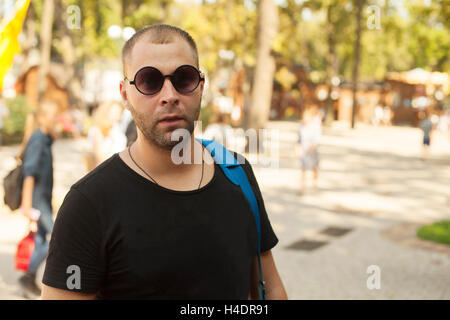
[132,134,201,175]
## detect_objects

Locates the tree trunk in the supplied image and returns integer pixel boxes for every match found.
[324,4,337,126]
[247,0,279,130]
[54,0,83,109]
[351,0,365,129]
[37,0,54,102]
[121,0,127,26]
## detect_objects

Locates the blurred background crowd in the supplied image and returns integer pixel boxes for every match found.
[0,0,449,151]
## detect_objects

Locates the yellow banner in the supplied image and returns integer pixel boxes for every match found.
[0,0,31,91]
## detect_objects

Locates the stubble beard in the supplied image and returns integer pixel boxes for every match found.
[128,100,201,150]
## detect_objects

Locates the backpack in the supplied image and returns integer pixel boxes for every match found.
[197,138,266,300]
[3,163,24,211]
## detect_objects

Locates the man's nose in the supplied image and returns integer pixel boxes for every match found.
[159,77,179,106]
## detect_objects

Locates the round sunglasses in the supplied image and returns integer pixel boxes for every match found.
[124,65,205,95]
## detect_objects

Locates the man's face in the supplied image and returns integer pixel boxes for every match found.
[120,38,204,150]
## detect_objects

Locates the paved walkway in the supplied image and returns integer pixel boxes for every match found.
[260,121,450,299]
[0,122,449,299]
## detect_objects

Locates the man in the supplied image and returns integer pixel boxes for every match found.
[419,111,434,160]
[42,24,287,300]
[19,101,60,298]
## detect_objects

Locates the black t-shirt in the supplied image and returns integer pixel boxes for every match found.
[42,152,278,299]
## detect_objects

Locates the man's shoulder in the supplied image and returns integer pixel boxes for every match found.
[224,149,255,178]
[230,150,249,166]
[55,155,125,223]
[71,154,121,196]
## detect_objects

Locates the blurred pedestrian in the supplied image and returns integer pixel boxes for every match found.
[84,100,127,171]
[68,108,85,139]
[16,111,39,162]
[203,113,233,146]
[124,118,137,147]
[119,108,137,147]
[296,106,321,195]
[0,97,10,146]
[18,100,61,298]
[419,111,434,160]
[372,105,383,126]
[382,106,392,126]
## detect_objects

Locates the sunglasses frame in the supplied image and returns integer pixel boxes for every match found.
[124,64,205,95]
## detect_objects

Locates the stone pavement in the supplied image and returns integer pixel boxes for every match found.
[0,122,449,299]
[259,121,450,299]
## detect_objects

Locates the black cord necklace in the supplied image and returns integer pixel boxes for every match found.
[128,142,205,190]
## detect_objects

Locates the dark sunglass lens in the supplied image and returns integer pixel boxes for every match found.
[173,66,199,93]
[135,67,163,94]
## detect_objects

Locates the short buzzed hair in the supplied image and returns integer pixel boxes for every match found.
[121,24,199,76]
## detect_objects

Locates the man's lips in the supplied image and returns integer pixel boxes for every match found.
[158,115,184,125]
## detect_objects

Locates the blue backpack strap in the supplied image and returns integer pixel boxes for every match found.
[197,138,266,300]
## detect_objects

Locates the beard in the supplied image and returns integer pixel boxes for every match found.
[128,100,201,150]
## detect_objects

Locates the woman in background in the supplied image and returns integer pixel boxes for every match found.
[85,100,126,171]
[296,106,322,195]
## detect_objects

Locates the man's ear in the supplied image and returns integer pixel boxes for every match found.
[199,80,205,95]
[120,80,129,110]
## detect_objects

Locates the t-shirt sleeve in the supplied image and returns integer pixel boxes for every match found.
[239,155,279,253]
[42,186,106,294]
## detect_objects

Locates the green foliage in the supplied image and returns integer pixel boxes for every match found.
[273,0,450,81]
[175,1,258,73]
[46,0,450,78]
[27,0,450,101]
[125,2,163,31]
[417,220,450,245]
[2,95,31,135]
[76,0,123,58]
[405,1,450,72]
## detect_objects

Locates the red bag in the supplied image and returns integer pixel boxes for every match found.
[14,231,35,271]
